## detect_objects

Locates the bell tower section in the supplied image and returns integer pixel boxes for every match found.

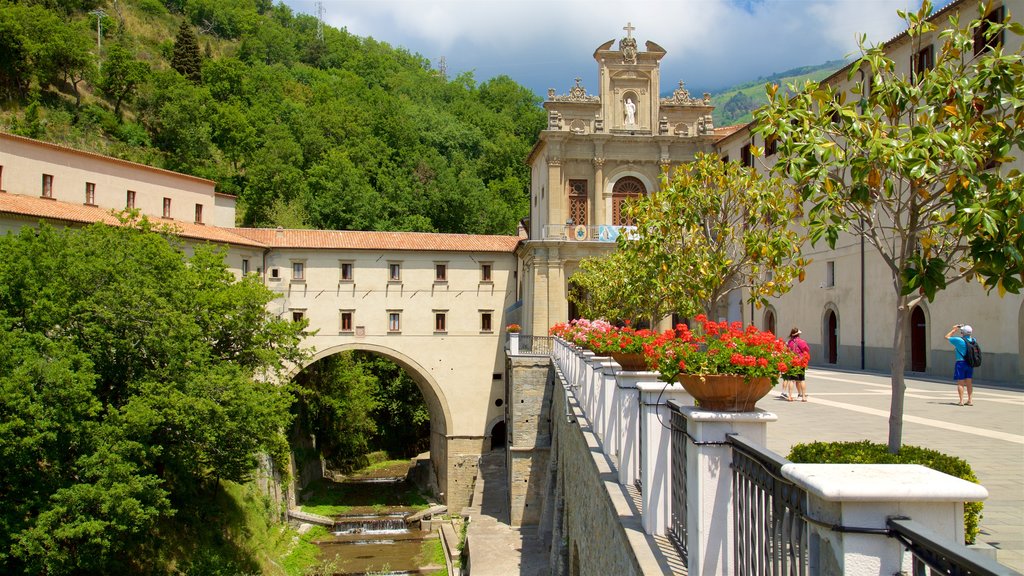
[594,22,666,135]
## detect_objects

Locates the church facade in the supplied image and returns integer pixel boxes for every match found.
[520,25,730,333]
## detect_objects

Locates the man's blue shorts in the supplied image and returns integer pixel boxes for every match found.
[954,361,974,381]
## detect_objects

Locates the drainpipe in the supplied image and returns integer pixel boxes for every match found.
[860,220,866,370]
[858,68,868,372]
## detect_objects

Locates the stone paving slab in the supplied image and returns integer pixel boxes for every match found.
[764,368,1024,572]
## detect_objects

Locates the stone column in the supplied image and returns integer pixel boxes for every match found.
[782,464,989,575]
[593,156,605,225]
[639,382,694,536]
[547,157,563,235]
[683,407,778,574]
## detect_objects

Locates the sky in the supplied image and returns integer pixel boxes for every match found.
[280,0,953,98]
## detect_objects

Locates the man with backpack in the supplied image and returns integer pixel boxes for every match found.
[945,324,981,406]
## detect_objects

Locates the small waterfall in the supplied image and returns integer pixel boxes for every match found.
[333,514,408,535]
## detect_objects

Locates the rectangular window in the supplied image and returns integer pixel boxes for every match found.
[241,259,250,275]
[194,203,203,224]
[162,197,172,218]
[85,182,96,205]
[826,261,835,288]
[388,262,402,282]
[340,262,354,282]
[721,155,729,163]
[975,5,1005,55]
[0,165,4,191]
[340,311,354,332]
[270,267,280,281]
[480,263,493,283]
[388,311,401,332]
[481,311,493,332]
[764,135,778,157]
[126,190,136,209]
[435,263,447,282]
[434,311,447,333]
[912,44,934,80]
[292,261,305,281]
[740,144,753,167]
[568,179,588,226]
[42,174,53,198]
[292,310,305,323]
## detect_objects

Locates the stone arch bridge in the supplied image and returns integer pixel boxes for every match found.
[228,228,523,512]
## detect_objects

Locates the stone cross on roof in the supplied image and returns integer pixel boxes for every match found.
[623,22,635,39]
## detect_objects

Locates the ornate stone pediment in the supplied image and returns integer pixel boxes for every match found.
[548,77,600,103]
[660,81,712,106]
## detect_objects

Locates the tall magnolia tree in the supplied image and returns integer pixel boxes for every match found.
[754,1,1024,451]
[572,152,805,325]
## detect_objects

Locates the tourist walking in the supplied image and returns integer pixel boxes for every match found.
[945,324,977,406]
[786,327,810,402]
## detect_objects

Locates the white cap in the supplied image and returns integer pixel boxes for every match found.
[961,325,973,335]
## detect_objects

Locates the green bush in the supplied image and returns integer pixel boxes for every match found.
[788,440,983,544]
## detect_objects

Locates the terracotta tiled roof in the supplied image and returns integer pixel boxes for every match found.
[231,228,522,253]
[0,192,264,247]
[714,124,746,139]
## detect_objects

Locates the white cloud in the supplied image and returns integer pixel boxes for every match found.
[286,0,939,95]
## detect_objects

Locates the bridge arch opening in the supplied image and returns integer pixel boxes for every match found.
[289,343,453,505]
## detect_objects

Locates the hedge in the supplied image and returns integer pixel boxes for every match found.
[788,440,983,544]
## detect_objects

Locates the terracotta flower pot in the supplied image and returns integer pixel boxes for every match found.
[611,351,649,371]
[676,374,773,412]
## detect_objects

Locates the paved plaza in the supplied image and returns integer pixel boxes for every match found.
[765,368,1024,572]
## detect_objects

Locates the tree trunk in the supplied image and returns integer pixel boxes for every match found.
[887,294,911,453]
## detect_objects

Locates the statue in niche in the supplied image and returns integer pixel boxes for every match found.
[624,98,636,125]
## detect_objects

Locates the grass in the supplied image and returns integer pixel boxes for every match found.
[279,525,331,576]
[417,537,447,576]
[299,459,430,516]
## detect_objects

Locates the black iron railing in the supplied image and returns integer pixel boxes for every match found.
[508,334,553,356]
[668,403,688,562]
[729,434,809,576]
[887,517,1020,576]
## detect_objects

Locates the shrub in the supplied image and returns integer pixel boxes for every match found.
[788,440,983,544]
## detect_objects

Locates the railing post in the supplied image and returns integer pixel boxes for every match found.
[682,407,778,575]
[781,464,988,575]
[593,358,617,450]
[638,382,694,536]
[613,370,658,487]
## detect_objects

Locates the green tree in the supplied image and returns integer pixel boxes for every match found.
[291,352,380,471]
[0,219,305,573]
[171,20,202,83]
[35,20,94,107]
[753,1,1024,451]
[613,153,805,321]
[99,43,150,118]
[0,6,36,100]
[569,248,671,327]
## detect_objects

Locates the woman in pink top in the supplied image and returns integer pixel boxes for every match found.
[786,327,811,402]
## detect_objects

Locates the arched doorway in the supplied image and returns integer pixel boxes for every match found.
[910,305,927,372]
[489,420,506,450]
[764,308,777,335]
[611,176,646,226]
[825,309,839,364]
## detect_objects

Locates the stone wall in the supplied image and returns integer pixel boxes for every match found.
[507,355,555,525]
[446,436,487,514]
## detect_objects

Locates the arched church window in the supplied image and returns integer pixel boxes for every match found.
[612,176,645,226]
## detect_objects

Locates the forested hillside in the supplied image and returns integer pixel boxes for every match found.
[0,0,546,233]
[710,60,846,126]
